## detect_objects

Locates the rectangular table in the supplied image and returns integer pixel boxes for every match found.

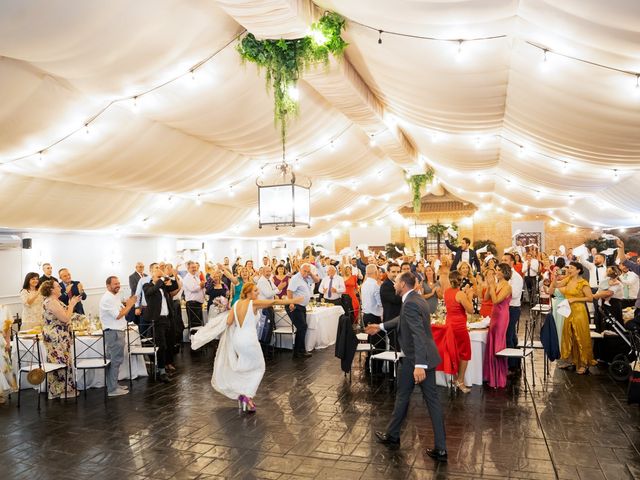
[433,326,488,387]
[13,326,148,391]
[273,305,344,351]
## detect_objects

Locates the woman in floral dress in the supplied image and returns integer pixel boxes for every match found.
[39,280,79,399]
[0,319,17,403]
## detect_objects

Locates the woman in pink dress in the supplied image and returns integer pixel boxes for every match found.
[483,263,513,388]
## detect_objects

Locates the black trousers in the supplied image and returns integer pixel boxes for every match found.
[524,276,537,303]
[170,300,182,353]
[186,301,203,329]
[153,316,171,370]
[288,305,308,353]
[386,359,446,450]
[591,288,604,332]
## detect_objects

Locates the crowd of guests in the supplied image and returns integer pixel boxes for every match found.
[4,234,639,403]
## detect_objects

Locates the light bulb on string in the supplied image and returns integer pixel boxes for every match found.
[190,69,196,81]
[196,194,202,206]
[228,185,235,197]
[309,28,327,46]
[568,195,575,205]
[378,30,383,45]
[561,161,569,174]
[85,123,91,135]
[540,48,550,72]
[535,190,543,200]
[518,145,526,158]
[382,194,390,201]
[456,40,464,62]
[132,96,139,112]
[330,140,335,151]
[369,134,376,147]
[635,74,640,97]
[613,169,620,182]
[37,150,44,166]
[506,179,513,190]
[431,131,440,143]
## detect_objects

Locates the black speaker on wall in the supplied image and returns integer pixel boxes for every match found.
[22,238,32,249]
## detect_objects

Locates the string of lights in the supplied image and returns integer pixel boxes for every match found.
[0,31,247,167]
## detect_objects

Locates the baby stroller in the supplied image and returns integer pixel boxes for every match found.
[602,306,640,381]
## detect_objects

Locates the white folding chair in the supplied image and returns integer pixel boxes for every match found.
[370,350,405,379]
[73,332,110,401]
[15,334,68,410]
[272,308,295,351]
[127,324,158,386]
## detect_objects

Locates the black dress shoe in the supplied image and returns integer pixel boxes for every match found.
[158,373,171,383]
[293,352,312,359]
[375,431,400,448]
[425,448,448,462]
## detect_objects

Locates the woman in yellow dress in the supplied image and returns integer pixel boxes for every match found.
[550,261,595,374]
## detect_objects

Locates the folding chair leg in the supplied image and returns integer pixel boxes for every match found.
[17,372,21,408]
[83,370,87,400]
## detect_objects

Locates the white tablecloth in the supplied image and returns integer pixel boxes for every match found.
[12,326,148,391]
[436,329,488,387]
[274,305,344,351]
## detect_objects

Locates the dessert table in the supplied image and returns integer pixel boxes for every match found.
[273,305,344,351]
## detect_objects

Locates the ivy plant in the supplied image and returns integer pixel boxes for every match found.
[407,167,434,213]
[237,12,347,145]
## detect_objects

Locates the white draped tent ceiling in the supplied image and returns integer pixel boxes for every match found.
[1,0,639,238]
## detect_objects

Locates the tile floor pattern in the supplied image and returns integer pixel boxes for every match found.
[1,344,639,480]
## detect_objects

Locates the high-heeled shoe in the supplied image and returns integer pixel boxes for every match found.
[456,381,471,394]
[245,397,256,413]
[576,367,589,375]
[237,395,247,411]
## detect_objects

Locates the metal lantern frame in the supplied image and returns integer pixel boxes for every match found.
[257,165,312,230]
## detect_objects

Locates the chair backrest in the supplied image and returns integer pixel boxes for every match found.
[127,323,154,348]
[73,332,107,366]
[15,334,43,370]
[274,308,294,332]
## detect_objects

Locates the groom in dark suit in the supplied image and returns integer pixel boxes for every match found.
[445,236,481,272]
[365,271,447,462]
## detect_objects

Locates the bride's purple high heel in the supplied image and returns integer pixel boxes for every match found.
[237,395,247,411]
[245,397,256,413]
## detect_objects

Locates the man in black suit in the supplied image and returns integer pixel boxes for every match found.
[365,271,447,462]
[143,264,179,383]
[380,262,401,350]
[38,263,58,287]
[445,237,481,272]
[127,262,147,325]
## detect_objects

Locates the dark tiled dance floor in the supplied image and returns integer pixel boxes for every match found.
[1,342,640,480]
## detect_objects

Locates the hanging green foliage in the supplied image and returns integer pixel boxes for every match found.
[237,12,348,144]
[407,167,435,213]
[427,222,448,237]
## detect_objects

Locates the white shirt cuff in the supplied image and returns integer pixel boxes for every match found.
[379,323,386,332]
[415,364,429,369]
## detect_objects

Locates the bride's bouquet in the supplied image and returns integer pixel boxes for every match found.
[211,296,229,315]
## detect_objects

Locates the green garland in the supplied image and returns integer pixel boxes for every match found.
[427,222,448,237]
[407,167,434,213]
[237,12,348,144]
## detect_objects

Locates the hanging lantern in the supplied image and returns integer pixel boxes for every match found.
[257,161,311,229]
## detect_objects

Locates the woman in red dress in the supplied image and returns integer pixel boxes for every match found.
[342,265,360,323]
[514,253,524,277]
[444,271,475,393]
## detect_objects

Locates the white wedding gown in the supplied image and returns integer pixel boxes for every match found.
[192,301,266,400]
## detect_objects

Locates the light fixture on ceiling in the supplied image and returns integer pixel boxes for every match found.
[257,142,311,230]
[613,169,620,182]
[369,134,376,146]
[456,40,464,62]
[540,48,550,72]
[196,194,202,206]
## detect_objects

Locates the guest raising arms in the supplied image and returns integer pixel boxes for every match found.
[444,271,475,393]
[551,262,595,375]
[342,265,360,323]
[20,272,44,330]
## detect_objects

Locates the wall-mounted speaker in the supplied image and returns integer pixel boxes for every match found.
[22,238,32,249]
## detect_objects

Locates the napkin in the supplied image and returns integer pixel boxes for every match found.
[556,299,571,317]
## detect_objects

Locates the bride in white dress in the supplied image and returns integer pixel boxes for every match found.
[211,282,301,412]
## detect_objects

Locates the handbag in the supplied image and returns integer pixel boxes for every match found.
[26,336,46,385]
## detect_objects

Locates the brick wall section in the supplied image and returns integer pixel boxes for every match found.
[334,211,597,256]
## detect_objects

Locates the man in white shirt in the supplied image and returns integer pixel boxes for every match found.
[522,252,540,304]
[319,265,346,305]
[579,253,607,331]
[100,276,136,396]
[620,263,640,308]
[287,263,320,358]
[361,265,385,371]
[502,253,524,372]
[183,260,206,329]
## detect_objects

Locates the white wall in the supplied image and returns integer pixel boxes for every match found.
[349,226,391,249]
[0,231,333,321]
